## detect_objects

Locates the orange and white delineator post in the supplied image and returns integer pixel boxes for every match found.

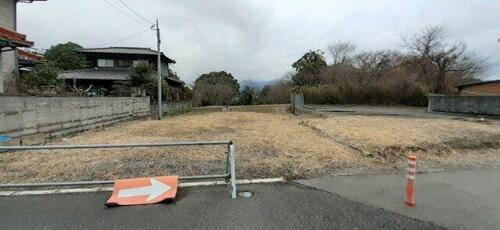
[405,155,417,207]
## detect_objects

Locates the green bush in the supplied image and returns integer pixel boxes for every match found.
[44,42,86,71]
[128,63,170,102]
[144,79,170,103]
[129,63,154,87]
[19,62,63,95]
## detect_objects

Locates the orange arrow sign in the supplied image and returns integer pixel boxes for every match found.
[106,176,178,206]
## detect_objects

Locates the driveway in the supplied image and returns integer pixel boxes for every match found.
[297,169,500,230]
[308,104,499,121]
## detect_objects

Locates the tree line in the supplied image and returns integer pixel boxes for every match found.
[296,26,483,105]
[193,26,485,107]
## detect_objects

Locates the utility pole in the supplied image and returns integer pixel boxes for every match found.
[156,19,162,120]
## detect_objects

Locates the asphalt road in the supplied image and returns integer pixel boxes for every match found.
[308,104,500,121]
[0,182,441,230]
[297,169,500,230]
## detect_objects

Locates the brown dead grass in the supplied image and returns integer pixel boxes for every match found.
[0,105,359,183]
[307,116,500,146]
[305,116,500,165]
[1,105,499,183]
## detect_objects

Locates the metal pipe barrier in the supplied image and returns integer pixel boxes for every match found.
[0,141,237,199]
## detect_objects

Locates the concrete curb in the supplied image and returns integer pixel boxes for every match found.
[0,178,285,196]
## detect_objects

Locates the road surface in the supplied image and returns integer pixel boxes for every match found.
[308,104,500,121]
[0,182,440,229]
[297,169,500,230]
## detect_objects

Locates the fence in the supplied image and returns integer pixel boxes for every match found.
[428,94,500,116]
[162,101,193,116]
[0,140,238,198]
[0,96,150,146]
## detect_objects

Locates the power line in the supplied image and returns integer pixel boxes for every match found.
[101,0,150,28]
[117,0,154,25]
[89,28,151,47]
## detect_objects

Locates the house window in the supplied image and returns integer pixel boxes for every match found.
[132,60,148,67]
[97,59,114,67]
[117,60,132,67]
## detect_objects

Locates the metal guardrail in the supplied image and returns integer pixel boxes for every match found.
[0,141,238,199]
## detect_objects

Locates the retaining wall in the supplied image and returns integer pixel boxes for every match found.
[0,96,150,145]
[428,94,500,116]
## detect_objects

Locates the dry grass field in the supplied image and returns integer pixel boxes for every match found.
[1,104,499,183]
[304,116,500,164]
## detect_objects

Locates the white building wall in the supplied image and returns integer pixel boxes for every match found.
[0,0,18,94]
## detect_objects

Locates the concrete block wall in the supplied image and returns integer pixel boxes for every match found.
[0,96,150,145]
[428,95,500,116]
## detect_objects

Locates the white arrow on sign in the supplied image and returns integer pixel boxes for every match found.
[118,178,171,201]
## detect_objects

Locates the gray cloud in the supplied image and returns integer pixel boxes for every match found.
[18,0,500,83]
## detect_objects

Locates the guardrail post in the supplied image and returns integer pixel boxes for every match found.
[228,143,237,198]
[226,147,230,181]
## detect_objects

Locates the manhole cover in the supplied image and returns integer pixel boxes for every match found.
[238,191,253,198]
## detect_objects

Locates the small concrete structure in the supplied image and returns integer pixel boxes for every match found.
[0,96,150,145]
[290,93,304,113]
[428,94,500,116]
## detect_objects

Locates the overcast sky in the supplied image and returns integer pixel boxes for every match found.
[18,0,500,83]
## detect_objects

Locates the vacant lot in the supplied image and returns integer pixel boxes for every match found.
[1,105,499,183]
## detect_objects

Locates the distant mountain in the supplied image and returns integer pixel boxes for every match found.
[240,79,280,91]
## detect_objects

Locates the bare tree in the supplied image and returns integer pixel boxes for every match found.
[403,26,484,94]
[281,70,296,84]
[351,50,401,87]
[327,41,357,66]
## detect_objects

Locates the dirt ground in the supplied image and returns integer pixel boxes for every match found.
[1,104,500,183]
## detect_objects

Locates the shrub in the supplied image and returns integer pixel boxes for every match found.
[144,79,170,103]
[128,63,170,102]
[19,62,63,95]
[239,86,255,105]
[300,83,427,106]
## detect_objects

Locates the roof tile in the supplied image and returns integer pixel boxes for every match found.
[79,47,176,63]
